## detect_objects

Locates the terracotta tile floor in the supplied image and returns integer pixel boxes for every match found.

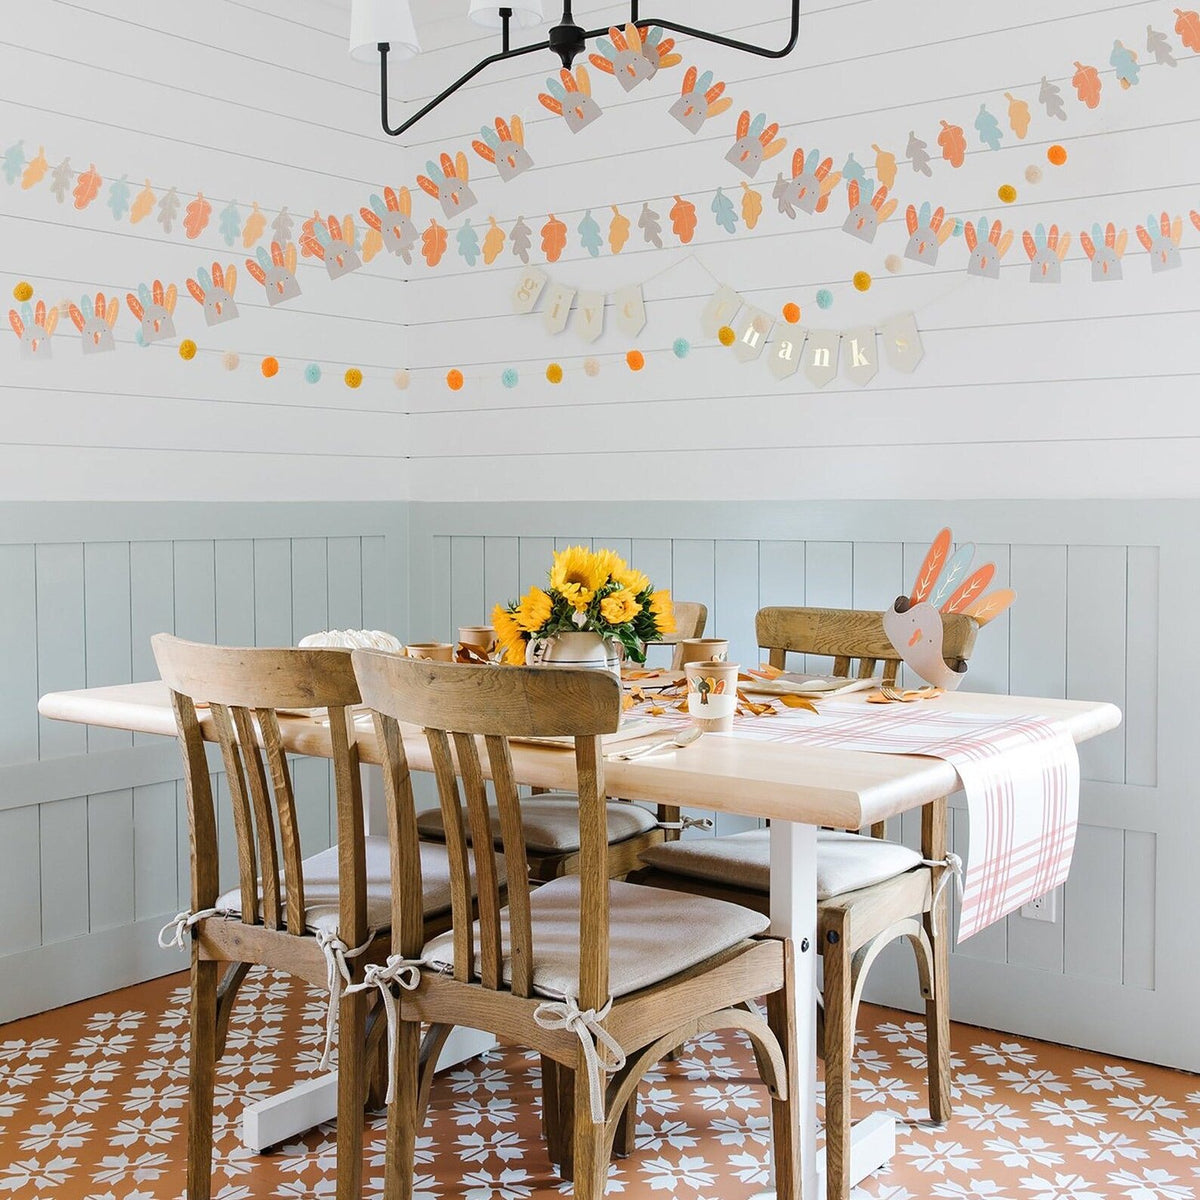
[1,968,1197,1199]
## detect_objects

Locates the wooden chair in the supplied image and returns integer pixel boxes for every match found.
[350,652,801,1200]
[151,635,483,1200]
[414,603,709,878]
[630,606,978,1200]
[658,600,709,669]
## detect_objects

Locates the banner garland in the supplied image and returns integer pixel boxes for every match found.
[6,7,1200,373]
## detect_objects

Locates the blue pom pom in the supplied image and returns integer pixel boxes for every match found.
[502,368,519,389]
[816,288,833,310]
[672,338,690,359]
[305,363,321,384]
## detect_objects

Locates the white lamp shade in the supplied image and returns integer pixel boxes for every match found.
[468,1,545,30]
[349,0,421,62]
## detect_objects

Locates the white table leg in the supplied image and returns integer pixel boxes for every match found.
[751,821,896,1200]
[238,764,498,1152]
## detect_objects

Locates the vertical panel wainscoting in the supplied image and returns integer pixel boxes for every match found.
[0,503,407,1021]
[408,500,1196,1071]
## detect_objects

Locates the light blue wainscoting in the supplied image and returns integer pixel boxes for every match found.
[0,502,407,1021]
[407,499,1195,1071]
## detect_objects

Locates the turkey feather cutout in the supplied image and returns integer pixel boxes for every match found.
[885,529,1017,687]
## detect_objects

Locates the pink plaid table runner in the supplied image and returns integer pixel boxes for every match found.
[635,698,1080,942]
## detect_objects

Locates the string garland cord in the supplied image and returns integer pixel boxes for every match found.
[532,994,627,1122]
[313,926,379,1072]
[342,956,427,1104]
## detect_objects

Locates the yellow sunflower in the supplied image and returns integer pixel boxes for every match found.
[515,586,553,634]
[600,588,641,626]
[590,547,625,587]
[491,603,528,665]
[549,545,609,611]
[649,589,676,635]
[613,563,650,595]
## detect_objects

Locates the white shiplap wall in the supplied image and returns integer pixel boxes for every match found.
[388,0,1200,501]
[0,0,411,500]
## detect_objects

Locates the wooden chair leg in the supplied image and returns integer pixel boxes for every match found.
[924,897,952,1125]
[823,916,854,1200]
[335,988,368,1200]
[765,941,801,1200]
[540,1056,567,1171]
[365,1003,390,1113]
[571,1064,609,1200]
[213,962,251,1059]
[614,1087,638,1158]
[186,955,219,1200]
[383,1018,422,1200]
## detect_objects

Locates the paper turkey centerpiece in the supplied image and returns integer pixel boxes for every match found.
[883,529,1016,690]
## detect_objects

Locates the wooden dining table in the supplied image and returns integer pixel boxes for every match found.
[38,678,1120,1200]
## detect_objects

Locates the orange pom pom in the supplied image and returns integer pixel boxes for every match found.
[446,369,464,391]
[998,184,1017,203]
[626,350,645,372]
[546,363,563,384]
[261,356,279,378]
[782,302,801,324]
[13,281,33,302]
[852,271,872,292]
[1047,144,1068,166]
[178,339,197,361]
[717,325,736,347]
[344,368,363,388]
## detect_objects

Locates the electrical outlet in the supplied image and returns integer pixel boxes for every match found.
[1020,887,1061,923]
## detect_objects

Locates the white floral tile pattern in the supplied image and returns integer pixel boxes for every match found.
[0,968,1196,1200]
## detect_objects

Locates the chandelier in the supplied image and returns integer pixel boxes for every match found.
[349,2,801,137]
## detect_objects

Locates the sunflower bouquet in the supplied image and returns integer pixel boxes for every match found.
[492,545,676,666]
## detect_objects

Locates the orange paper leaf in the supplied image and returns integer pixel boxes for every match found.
[962,587,1016,626]
[609,205,630,254]
[1175,8,1200,51]
[670,194,698,243]
[129,179,156,224]
[422,218,448,267]
[1072,62,1102,108]
[184,193,212,240]
[779,694,820,713]
[482,216,506,265]
[740,182,762,230]
[242,202,267,248]
[21,146,48,190]
[541,213,567,262]
[73,163,102,210]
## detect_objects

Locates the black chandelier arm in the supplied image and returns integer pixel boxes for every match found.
[377,0,802,138]
[380,37,551,137]
[630,2,801,60]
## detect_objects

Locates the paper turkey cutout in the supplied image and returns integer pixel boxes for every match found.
[883,528,1017,689]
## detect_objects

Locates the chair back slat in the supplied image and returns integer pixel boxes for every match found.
[372,711,427,958]
[232,707,282,928]
[257,707,307,931]
[661,601,708,670]
[426,726,477,982]
[327,705,367,945]
[168,689,221,913]
[152,634,365,941]
[484,734,534,997]
[208,702,263,926]
[573,732,610,1011]
[757,606,978,685]
[352,652,620,1002]
[453,730,504,990]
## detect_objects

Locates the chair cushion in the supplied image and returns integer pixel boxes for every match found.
[416,792,659,855]
[639,829,924,901]
[422,875,769,1000]
[216,836,506,938]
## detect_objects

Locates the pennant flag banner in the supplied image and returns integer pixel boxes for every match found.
[511,267,646,342]
[703,285,924,388]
